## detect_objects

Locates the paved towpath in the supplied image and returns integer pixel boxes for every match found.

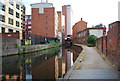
[64,44,119,80]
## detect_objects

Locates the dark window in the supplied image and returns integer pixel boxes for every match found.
[46,33,48,35]
[2,28,5,33]
[16,21,19,27]
[9,8,13,15]
[45,16,48,18]
[16,31,19,34]
[8,18,13,25]
[45,22,48,24]
[46,27,48,30]
[2,5,5,11]
[0,15,5,22]
[9,29,13,33]
[16,12,19,18]
[16,4,19,10]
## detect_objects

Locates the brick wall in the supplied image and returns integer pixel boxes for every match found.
[95,21,120,69]
[32,8,55,37]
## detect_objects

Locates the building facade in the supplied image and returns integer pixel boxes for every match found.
[31,1,58,38]
[0,0,25,39]
[62,5,72,38]
[75,28,106,45]
[72,18,87,40]
[57,11,65,43]
[25,15,32,35]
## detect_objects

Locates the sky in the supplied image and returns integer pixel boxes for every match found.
[22,0,120,28]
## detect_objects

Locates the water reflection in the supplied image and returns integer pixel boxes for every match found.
[2,46,82,80]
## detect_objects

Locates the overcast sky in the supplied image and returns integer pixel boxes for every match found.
[23,0,119,28]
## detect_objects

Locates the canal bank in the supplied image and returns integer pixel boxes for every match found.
[64,44,118,80]
[1,44,60,57]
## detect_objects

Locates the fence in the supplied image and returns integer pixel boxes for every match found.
[22,34,58,45]
[95,21,120,69]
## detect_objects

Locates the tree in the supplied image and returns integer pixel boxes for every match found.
[87,35,97,47]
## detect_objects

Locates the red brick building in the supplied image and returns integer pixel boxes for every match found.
[25,15,32,35]
[72,18,87,41]
[31,2,58,38]
[76,28,106,45]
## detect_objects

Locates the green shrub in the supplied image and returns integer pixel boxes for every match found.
[87,35,97,47]
[48,41,60,46]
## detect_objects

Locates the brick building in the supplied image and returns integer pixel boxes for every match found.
[57,11,65,43]
[72,18,87,40]
[25,15,32,35]
[31,1,58,38]
[76,28,106,45]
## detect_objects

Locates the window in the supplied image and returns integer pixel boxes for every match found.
[9,29,13,33]
[46,27,48,30]
[28,31,32,34]
[27,26,31,29]
[45,16,48,18]
[1,5,5,11]
[16,21,19,27]
[28,21,31,24]
[2,28,5,33]
[16,12,19,18]
[9,8,13,15]
[8,18,13,25]
[16,4,19,10]
[0,15,5,22]
[45,22,48,24]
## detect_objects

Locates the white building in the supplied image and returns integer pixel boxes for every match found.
[0,0,25,39]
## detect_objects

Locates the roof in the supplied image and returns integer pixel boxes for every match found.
[77,27,106,34]
[72,20,87,29]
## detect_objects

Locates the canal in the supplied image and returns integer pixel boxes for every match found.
[2,46,82,80]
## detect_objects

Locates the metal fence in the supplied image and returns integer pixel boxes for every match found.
[22,34,58,45]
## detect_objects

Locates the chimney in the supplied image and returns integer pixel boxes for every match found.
[81,18,83,21]
[41,0,48,3]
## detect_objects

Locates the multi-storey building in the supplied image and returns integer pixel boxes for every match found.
[25,15,32,35]
[62,5,72,38]
[0,0,25,39]
[31,0,58,38]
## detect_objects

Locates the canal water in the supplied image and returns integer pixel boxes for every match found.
[2,46,82,80]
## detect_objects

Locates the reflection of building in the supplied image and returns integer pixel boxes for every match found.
[32,56,59,79]
[0,0,25,39]
[31,0,58,37]
[62,5,72,38]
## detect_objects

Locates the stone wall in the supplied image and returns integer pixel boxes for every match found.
[1,44,56,56]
